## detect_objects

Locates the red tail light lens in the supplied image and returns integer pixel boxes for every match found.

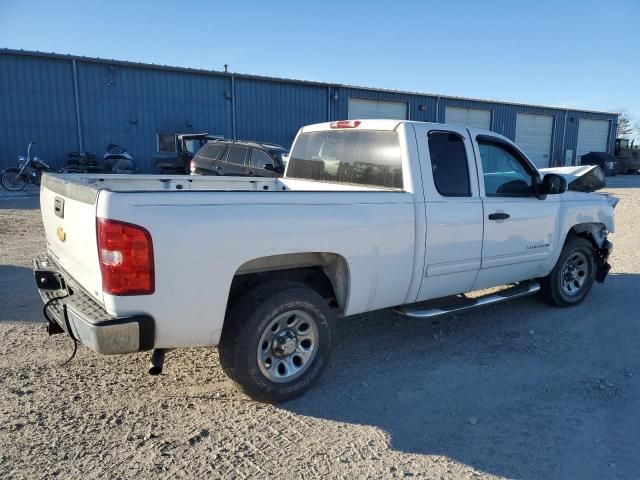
[97,218,155,295]
[330,120,361,129]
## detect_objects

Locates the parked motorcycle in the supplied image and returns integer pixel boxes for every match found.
[0,142,69,191]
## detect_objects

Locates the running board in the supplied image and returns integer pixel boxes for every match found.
[394,280,541,319]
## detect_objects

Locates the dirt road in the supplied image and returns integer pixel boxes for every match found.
[1,179,639,479]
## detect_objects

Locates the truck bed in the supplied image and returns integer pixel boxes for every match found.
[39,172,417,348]
[42,173,389,203]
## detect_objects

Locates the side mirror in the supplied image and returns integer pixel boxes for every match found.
[263,163,274,171]
[539,173,567,197]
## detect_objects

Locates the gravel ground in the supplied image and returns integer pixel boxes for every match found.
[1,178,640,479]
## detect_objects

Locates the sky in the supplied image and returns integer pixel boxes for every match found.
[1,0,638,135]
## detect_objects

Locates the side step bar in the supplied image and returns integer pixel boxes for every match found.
[394,280,541,319]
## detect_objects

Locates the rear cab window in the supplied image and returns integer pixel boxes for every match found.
[287,129,403,189]
[428,132,471,197]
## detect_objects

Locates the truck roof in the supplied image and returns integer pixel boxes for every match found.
[301,119,504,139]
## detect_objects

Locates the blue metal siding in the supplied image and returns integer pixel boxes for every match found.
[438,100,618,166]
[0,50,619,171]
[234,78,328,148]
[332,87,438,123]
[562,111,616,165]
[76,62,232,172]
[0,54,78,168]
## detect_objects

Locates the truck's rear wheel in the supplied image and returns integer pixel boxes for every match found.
[540,236,596,307]
[219,281,333,403]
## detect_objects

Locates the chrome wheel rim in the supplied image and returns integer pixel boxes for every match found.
[561,251,589,296]
[257,310,319,383]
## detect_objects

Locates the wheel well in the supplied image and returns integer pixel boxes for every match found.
[227,253,349,315]
[569,223,607,250]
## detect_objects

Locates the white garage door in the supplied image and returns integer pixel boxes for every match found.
[445,106,491,129]
[515,113,554,168]
[576,119,610,158]
[348,98,407,120]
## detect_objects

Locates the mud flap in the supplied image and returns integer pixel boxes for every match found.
[594,240,613,283]
[595,262,611,283]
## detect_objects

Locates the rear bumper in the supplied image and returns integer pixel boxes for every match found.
[33,255,154,355]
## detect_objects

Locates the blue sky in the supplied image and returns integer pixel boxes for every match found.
[1,0,638,128]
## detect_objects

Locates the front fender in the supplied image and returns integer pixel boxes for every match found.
[542,194,615,275]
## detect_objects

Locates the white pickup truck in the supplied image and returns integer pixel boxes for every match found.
[34,120,616,402]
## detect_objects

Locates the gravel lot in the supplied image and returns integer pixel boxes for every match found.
[1,178,640,479]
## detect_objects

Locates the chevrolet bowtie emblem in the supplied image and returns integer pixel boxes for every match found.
[56,226,66,242]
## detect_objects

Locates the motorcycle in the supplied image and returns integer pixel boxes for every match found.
[1,142,68,191]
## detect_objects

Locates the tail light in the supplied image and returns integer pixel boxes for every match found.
[97,218,154,295]
[330,120,361,129]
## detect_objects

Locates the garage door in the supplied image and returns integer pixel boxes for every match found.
[445,106,491,129]
[348,98,407,120]
[515,113,554,168]
[576,119,610,158]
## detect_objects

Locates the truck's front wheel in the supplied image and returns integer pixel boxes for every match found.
[219,281,334,403]
[540,236,596,307]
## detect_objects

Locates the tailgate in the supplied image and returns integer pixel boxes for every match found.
[40,176,103,304]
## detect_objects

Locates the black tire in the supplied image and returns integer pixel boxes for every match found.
[539,236,596,307]
[1,168,27,191]
[219,281,334,403]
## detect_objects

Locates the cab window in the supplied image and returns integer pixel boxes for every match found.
[428,132,471,197]
[478,140,534,196]
[287,130,403,189]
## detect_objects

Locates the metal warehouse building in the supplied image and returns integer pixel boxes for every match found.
[1,49,618,172]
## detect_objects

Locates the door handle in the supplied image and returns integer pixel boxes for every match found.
[488,212,510,221]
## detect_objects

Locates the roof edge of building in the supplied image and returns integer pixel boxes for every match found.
[0,48,620,117]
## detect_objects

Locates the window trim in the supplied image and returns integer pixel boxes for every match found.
[427,130,472,198]
[476,135,539,198]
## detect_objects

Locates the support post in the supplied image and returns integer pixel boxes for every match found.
[71,60,83,152]
[231,74,236,140]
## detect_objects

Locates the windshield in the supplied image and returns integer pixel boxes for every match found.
[286,130,403,189]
